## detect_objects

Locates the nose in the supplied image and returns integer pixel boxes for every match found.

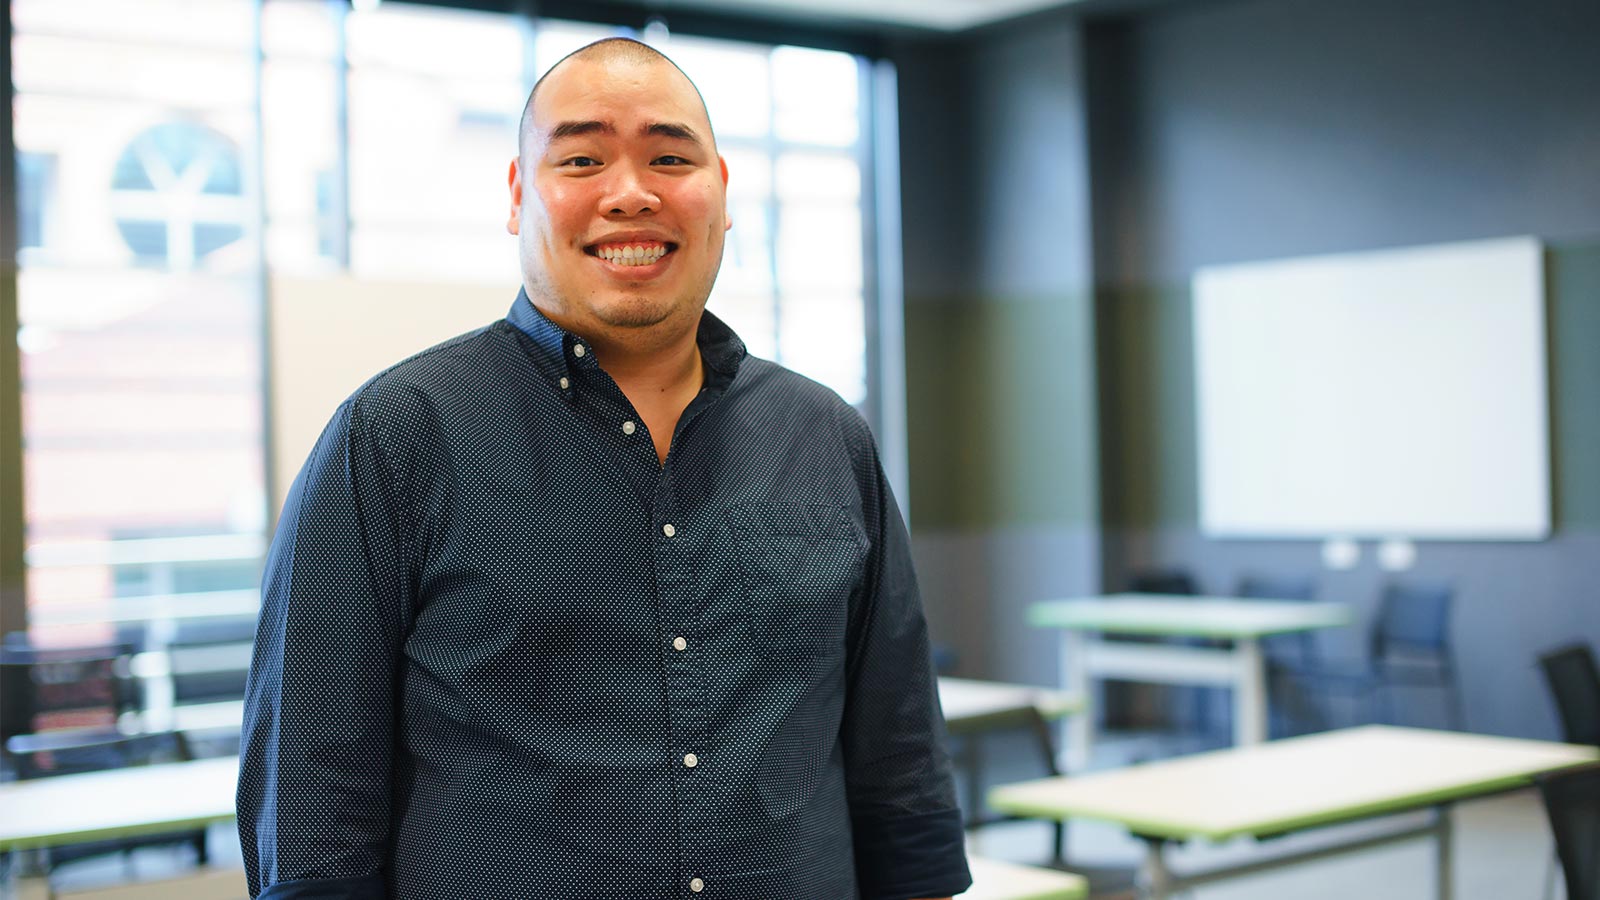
[601,162,659,217]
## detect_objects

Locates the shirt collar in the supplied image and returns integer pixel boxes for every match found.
[504,287,748,392]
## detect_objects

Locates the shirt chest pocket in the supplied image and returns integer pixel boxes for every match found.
[726,501,867,658]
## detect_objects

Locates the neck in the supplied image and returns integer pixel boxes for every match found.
[531,301,707,464]
[588,323,704,400]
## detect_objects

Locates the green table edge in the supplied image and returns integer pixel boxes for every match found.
[987,754,1599,843]
[1026,601,1352,639]
[0,811,237,853]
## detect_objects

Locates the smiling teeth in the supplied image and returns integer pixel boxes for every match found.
[597,244,668,266]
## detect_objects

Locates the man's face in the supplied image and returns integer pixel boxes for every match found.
[508,56,731,340]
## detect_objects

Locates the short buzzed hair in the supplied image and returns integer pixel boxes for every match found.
[517,37,715,159]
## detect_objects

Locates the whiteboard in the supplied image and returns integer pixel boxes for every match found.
[1192,236,1549,540]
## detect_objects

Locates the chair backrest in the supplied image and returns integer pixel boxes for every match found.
[1237,574,1320,667]
[1128,569,1198,596]
[1236,574,1317,602]
[1371,581,1453,659]
[1540,644,1600,747]
[117,616,257,706]
[6,729,193,779]
[1537,761,1600,900]
[0,640,140,741]
[165,616,256,705]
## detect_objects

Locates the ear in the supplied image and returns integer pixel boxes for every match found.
[506,157,523,235]
[719,155,733,233]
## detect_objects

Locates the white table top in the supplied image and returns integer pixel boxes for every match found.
[990,725,1599,841]
[939,677,1084,732]
[1029,593,1351,638]
[962,855,1087,900]
[0,756,239,851]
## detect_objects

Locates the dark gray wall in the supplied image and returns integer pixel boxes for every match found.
[1093,0,1600,738]
[894,0,1600,738]
[891,16,1102,687]
[1095,0,1600,285]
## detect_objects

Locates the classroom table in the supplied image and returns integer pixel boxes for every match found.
[1029,593,1351,770]
[939,678,1086,862]
[0,757,242,900]
[939,677,1084,734]
[962,856,1087,900]
[988,725,1599,900]
[0,751,1078,900]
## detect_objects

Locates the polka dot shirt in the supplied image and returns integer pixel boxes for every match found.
[237,291,971,900]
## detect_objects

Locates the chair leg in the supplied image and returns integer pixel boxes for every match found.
[1022,707,1070,866]
[1444,663,1467,731]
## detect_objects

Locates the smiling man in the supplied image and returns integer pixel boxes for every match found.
[237,38,969,900]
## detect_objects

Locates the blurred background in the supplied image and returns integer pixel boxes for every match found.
[1,0,1597,896]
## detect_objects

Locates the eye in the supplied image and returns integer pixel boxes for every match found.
[560,156,601,168]
[653,155,690,166]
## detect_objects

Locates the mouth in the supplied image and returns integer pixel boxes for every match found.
[583,240,678,268]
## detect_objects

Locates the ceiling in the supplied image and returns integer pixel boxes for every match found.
[642,0,1092,32]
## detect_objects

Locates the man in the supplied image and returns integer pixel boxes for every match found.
[238,37,969,900]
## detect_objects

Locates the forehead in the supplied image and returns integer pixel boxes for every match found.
[531,56,711,135]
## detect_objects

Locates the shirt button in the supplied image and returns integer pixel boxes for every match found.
[672,636,687,651]
[558,377,569,390]
[622,420,636,435]
[690,878,705,893]
[662,523,676,538]
[683,753,698,768]
[573,343,586,357]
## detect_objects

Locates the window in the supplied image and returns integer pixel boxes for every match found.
[8,0,893,700]
[14,151,54,252]
[11,0,266,648]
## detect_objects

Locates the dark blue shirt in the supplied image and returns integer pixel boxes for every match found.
[237,292,970,900]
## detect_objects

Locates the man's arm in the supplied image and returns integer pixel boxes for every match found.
[839,413,971,900]
[237,399,413,899]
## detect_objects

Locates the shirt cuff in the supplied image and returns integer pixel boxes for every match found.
[258,873,387,900]
[853,806,972,900]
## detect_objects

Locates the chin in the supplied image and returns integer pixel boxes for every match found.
[594,296,680,330]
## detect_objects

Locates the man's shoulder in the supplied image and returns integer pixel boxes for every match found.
[731,356,876,451]
[735,356,858,417]
[344,320,519,422]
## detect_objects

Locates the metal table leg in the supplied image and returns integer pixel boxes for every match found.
[1136,838,1175,900]
[1061,630,1090,772]
[1435,805,1454,900]
[1235,636,1267,747]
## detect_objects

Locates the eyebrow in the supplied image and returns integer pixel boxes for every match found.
[547,120,704,144]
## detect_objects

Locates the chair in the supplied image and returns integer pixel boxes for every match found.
[1369,580,1464,729]
[1535,761,1600,900]
[118,616,255,757]
[1128,570,1199,597]
[1298,581,1464,730]
[1539,643,1600,747]
[1537,646,1600,899]
[0,639,141,745]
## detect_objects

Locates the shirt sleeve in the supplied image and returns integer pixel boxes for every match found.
[237,399,414,899]
[839,414,972,900]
